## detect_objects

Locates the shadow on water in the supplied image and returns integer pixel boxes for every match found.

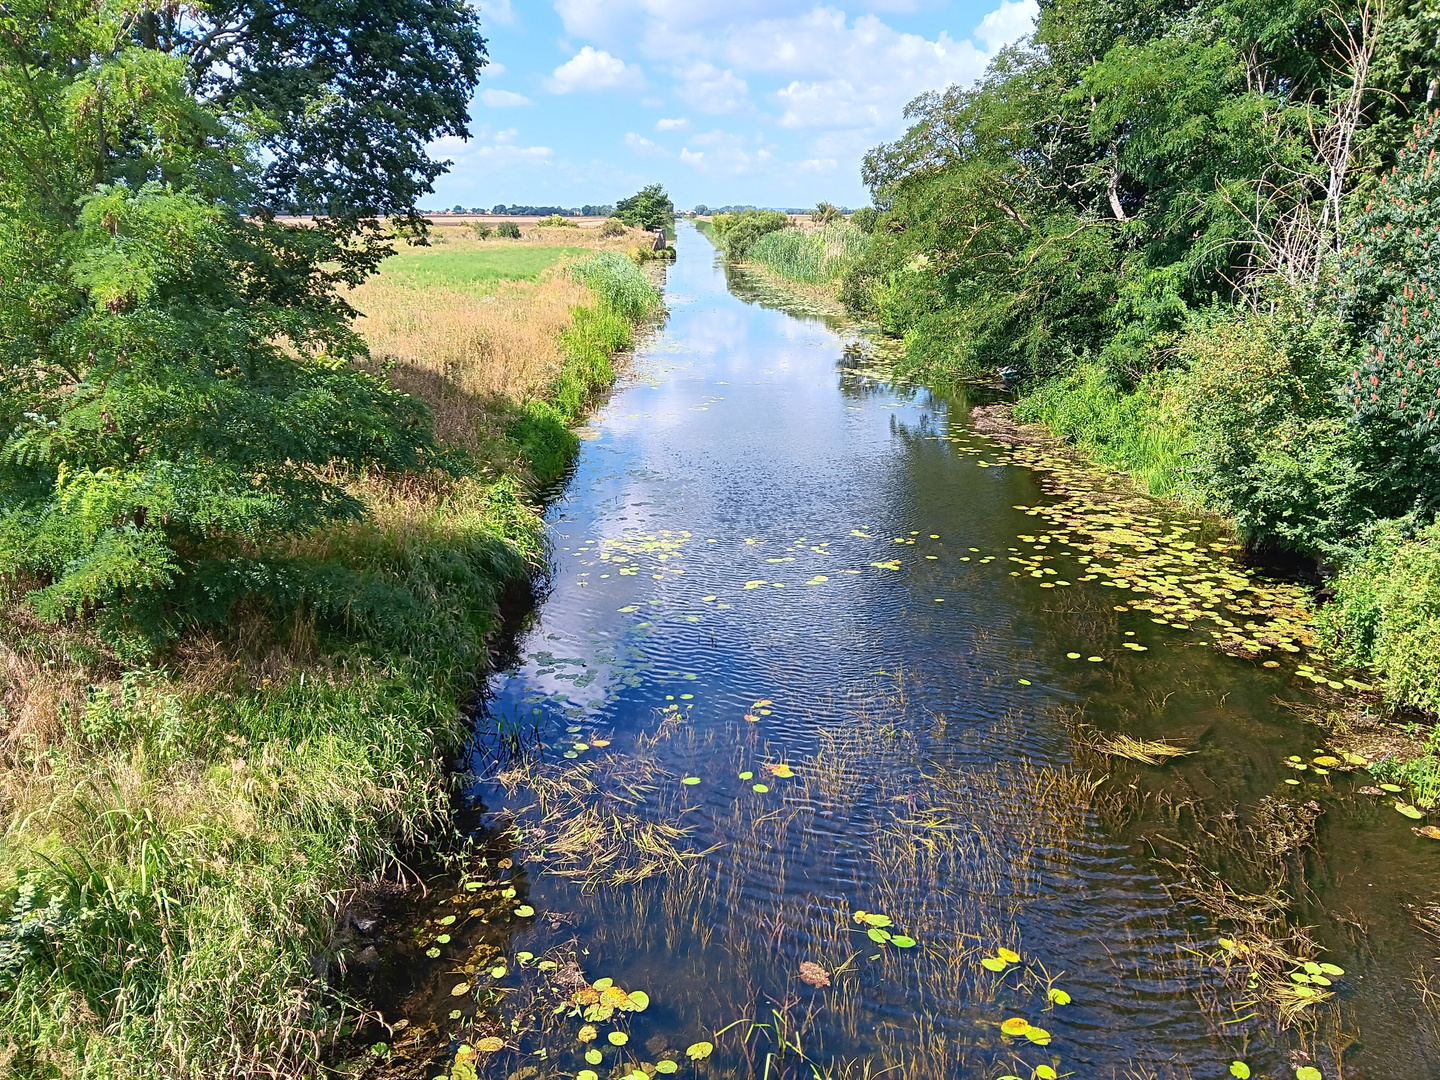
[354,224,1440,1080]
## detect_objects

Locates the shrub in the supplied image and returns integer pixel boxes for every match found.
[496,220,522,238]
[811,201,841,225]
[598,217,628,238]
[536,213,577,227]
[1343,109,1440,471]
[709,209,790,258]
[851,206,880,233]
[1174,301,1375,553]
[471,222,494,239]
[1319,519,1440,714]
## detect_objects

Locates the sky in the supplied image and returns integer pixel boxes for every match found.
[426,0,1039,212]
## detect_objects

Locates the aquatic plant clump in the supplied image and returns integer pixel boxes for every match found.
[569,251,663,322]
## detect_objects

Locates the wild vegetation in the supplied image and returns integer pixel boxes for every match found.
[0,0,666,1071]
[829,0,1440,715]
[704,208,867,289]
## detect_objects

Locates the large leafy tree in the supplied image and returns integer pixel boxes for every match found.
[0,0,487,645]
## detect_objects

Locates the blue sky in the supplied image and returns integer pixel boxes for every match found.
[426,0,1039,212]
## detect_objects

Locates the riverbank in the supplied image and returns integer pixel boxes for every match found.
[0,225,662,1078]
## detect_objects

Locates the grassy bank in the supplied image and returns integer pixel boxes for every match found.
[700,212,867,295]
[0,227,661,1078]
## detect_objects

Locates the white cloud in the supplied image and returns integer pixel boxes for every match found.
[656,117,690,131]
[545,46,646,94]
[479,0,516,26]
[481,88,533,107]
[675,62,750,115]
[487,63,507,78]
[430,129,552,170]
[974,0,1038,52]
[624,131,672,157]
[679,130,773,175]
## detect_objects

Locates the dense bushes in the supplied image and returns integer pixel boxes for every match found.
[1321,521,1440,715]
[709,209,790,257]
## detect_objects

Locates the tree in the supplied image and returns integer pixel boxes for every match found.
[811,202,841,225]
[616,184,675,231]
[0,0,488,646]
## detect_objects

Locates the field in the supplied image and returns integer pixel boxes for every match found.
[349,222,657,452]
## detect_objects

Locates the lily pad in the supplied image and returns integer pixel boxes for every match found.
[996,947,1021,963]
[476,1036,504,1052]
[1024,1026,1051,1046]
[578,1025,598,1043]
[451,982,471,996]
[623,990,650,1012]
[981,957,1008,972]
[753,783,770,792]
[1047,988,1071,1006]
[1000,1018,1031,1036]
[1230,1063,1251,1079]
[656,1062,679,1074]
[1036,1068,1057,1080]
[578,1072,599,1080]
[686,1041,714,1061]
[514,905,535,917]
[1296,1068,1322,1080]
[586,1049,603,1065]
[891,935,917,948]
[608,1032,628,1046]
[1396,801,1424,819]
[682,777,701,786]
[738,771,753,780]
[867,927,892,944]
[425,947,441,958]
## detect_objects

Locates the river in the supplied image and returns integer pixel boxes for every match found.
[376,224,1439,1080]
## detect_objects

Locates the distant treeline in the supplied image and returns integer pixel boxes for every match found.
[440,204,617,216]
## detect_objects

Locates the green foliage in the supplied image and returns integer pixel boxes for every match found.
[1343,110,1440,470]
[1014,366,1187,496]
[471,221,494,239]
[747,222,868,285]
[1176,301,1379,553]
[496,220,522,239]
[599,217,628,238]
[536,213,577,227]
[567,251,661,322]
[615,184,675,232]
[708,209,791,258]
[0,661,468,1078]
[851,206,881,233]
[811,202,842,225]
[1320,520,1440,715]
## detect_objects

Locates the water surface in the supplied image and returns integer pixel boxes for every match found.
[388,226,1440,1080]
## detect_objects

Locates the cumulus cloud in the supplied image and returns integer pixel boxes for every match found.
[481,88,532,107]
[974,0,1039,52]
[546,46,646,94]
[679,130,773,175]
[624,131,672,157]
[656,117,690,131]
[675,62,750,114]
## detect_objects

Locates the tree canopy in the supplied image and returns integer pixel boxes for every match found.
[616,184,676,232]
[0,0,488,647]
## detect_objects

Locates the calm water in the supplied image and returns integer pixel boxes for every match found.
[378,226,1440,1080]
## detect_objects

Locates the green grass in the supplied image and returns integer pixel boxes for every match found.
[377,244,585,291]
[746,222,867,285]
[0,251,658,1079]
[1013,366,1190,496]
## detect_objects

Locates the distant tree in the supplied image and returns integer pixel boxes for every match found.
[811,202,842,225]
[496,220,522,238]
[493,203,509,214]
[693,204,710,215]
[616,184,675,231]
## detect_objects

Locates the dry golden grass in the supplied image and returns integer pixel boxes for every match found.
[348,223,654,450]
